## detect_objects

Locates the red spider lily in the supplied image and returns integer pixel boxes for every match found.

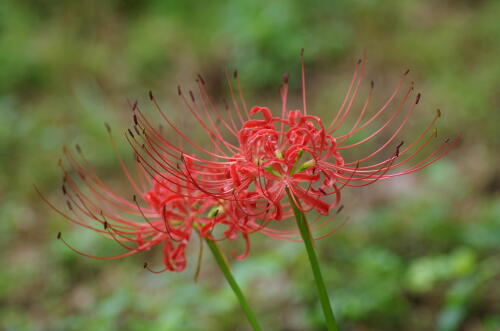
[129,53,457,241]
[37,132,253,273]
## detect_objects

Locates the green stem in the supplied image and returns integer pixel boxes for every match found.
[286,188,339,331]
[205,238,262,331]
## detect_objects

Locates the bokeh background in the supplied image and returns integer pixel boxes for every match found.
[1,1,499,330]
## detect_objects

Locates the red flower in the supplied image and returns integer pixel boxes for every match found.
[129,55,457,240]
[37,136,252,273]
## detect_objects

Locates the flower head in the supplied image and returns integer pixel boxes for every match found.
[37,130,253,273]
[129,54,457,240]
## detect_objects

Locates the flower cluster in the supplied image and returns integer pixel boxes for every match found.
[41,56,457,272]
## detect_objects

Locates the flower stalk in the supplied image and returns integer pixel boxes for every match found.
[286,188,338,331]
[205,238,262,331]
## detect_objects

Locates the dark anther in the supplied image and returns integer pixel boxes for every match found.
[283,73,289,84]
[105,123,111,133]
[445,138,451,143]
[128,129,134,138]
[404,69,410,76]
[319,188,327,195]
[415,93,421,104]
[62,185,67,195]
[357,58,362,64]
[148,90,154,100]
[300,48,304,56]
[143,262,148,269]
[177,85,182,96]
[66,200,73,211]
[189,91,195,102]
[396,141,404,157]
[436,109,442,118]
[336,205,344,214]
[132,100,138,111]
[133,114,138,125]
[371,80,375,88]
[134,125,141,136]
[75,144,82,153]
[57,232,62,239]
[132,194,137,201]
[233,70,238,79]
[197,74,205,85]
[104,221,108,230]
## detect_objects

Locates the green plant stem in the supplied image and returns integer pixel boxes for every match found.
[286,188,339,331]
[205,238,262,331]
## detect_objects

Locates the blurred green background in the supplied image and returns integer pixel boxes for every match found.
[1,0,499,330]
